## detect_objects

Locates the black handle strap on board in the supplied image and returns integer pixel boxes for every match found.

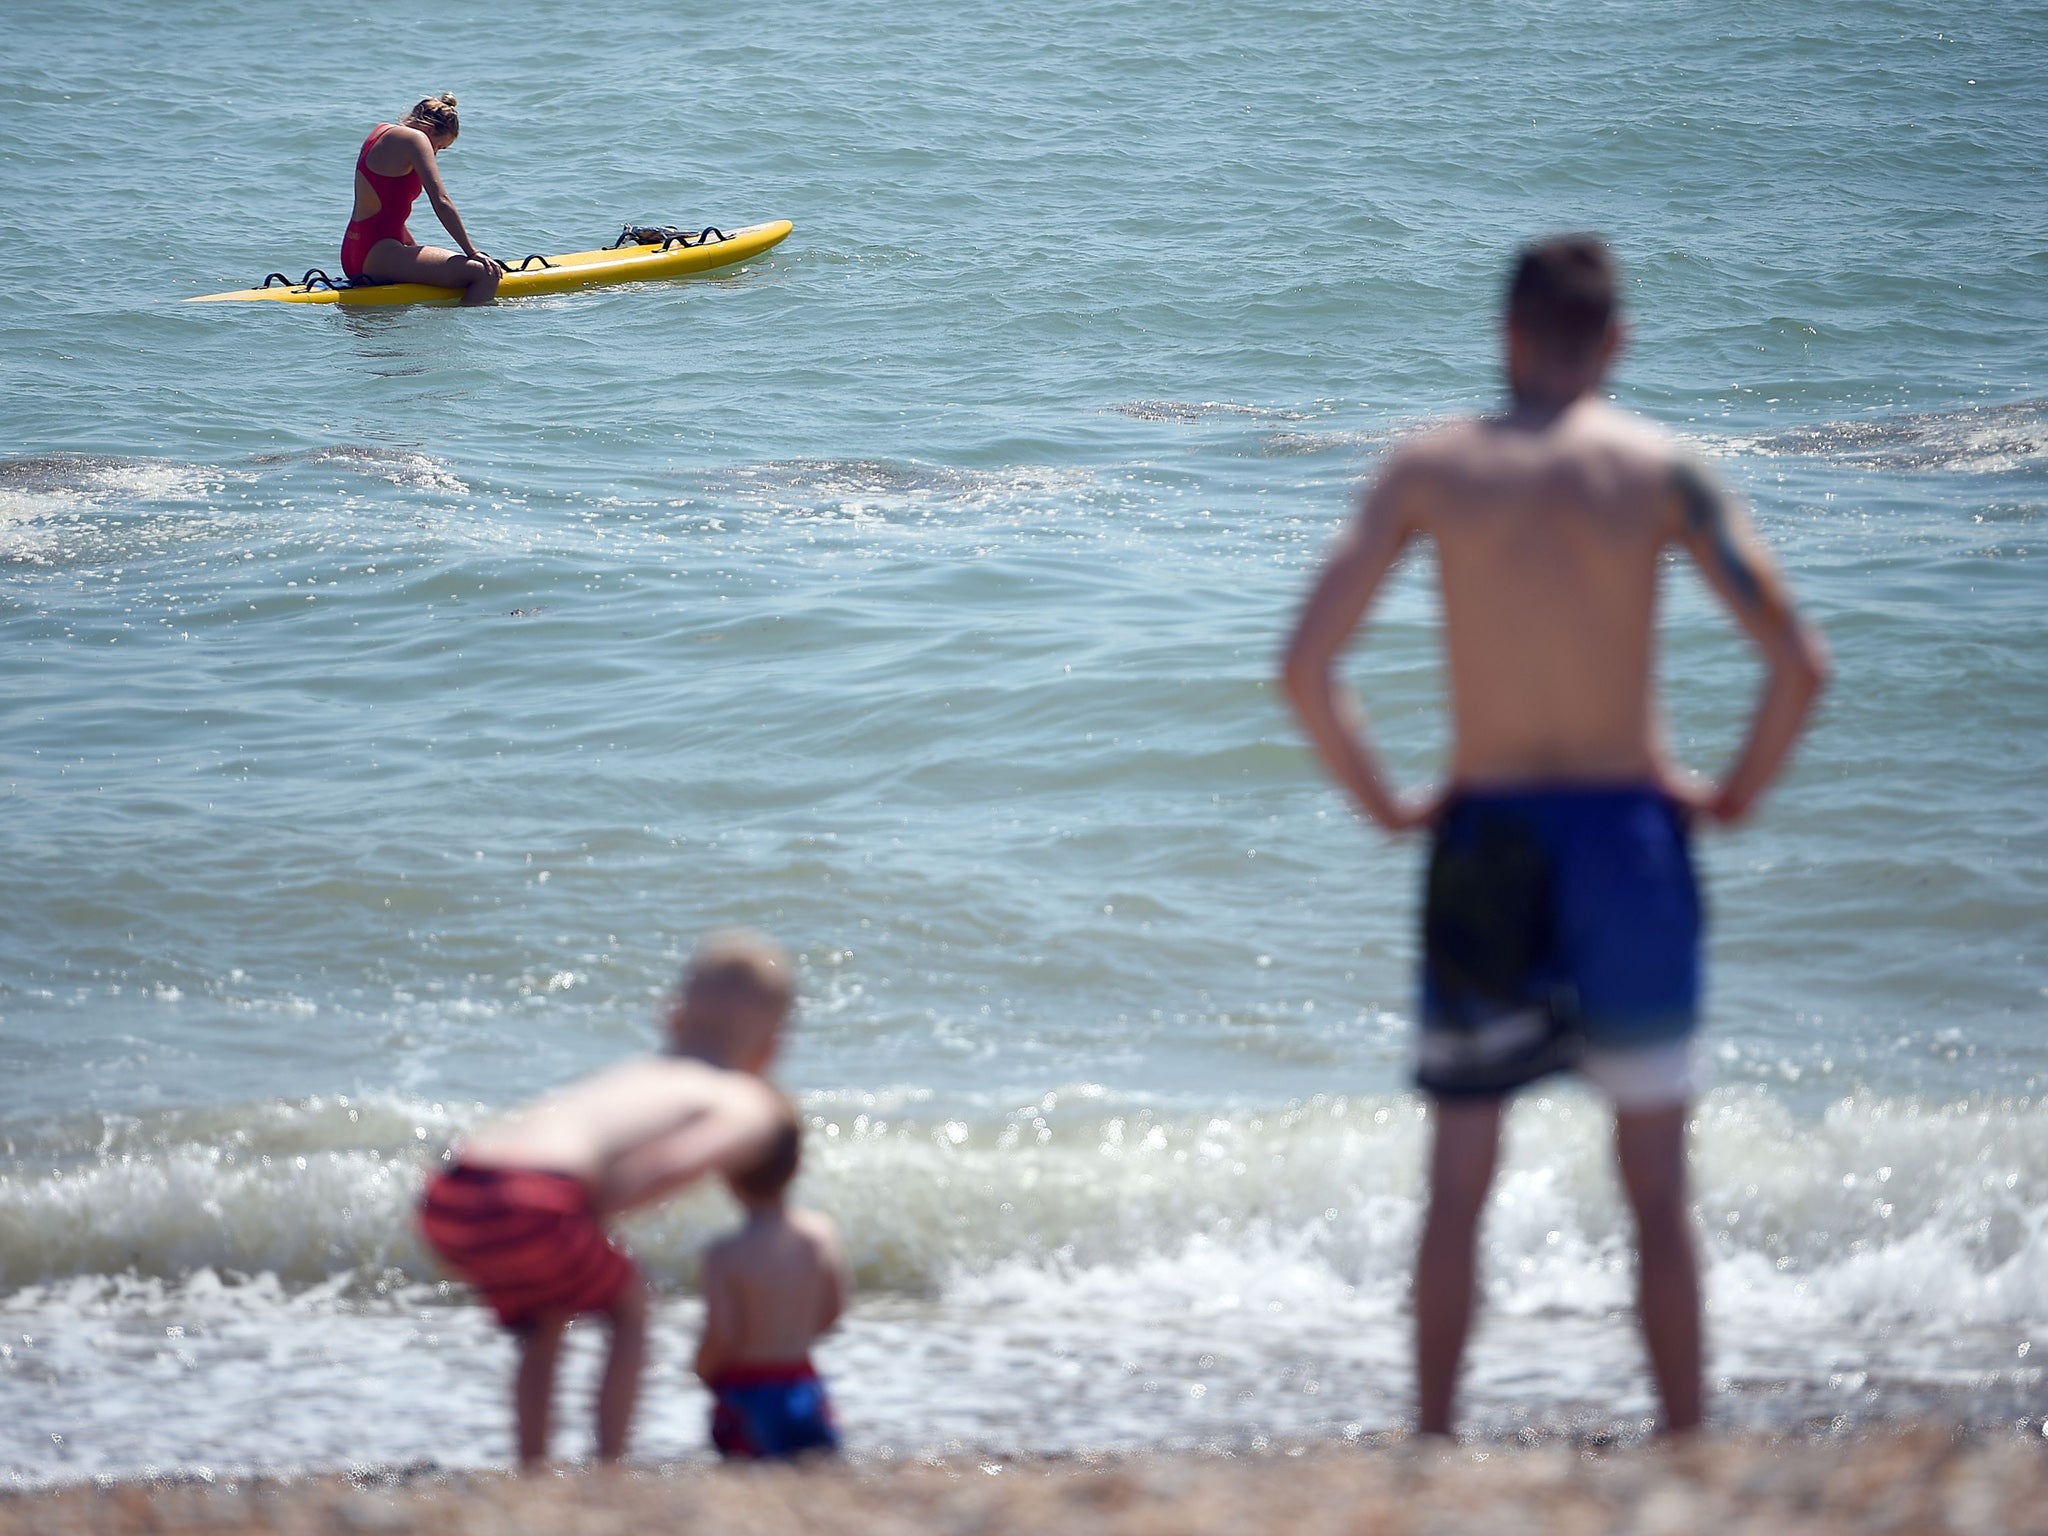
[610,223,730,251]
[255,259,519,293]
[254,268,355,293]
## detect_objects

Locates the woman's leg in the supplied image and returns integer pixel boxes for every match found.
[361,240,500,305]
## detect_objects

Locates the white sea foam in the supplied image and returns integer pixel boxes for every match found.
[2,1184,2038,1481]
[1687,401,2048,474]
[0,491,72,564]
[1257,426,1406,457]
[250,445,471,494]
[1106,401,1316,424]
[5,1088,2042,1339]
[706,458,1097,521]
[0,453,252,569]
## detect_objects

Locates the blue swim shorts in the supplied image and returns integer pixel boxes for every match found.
[1418,785,1702,1107]
[709,1361,840,1460]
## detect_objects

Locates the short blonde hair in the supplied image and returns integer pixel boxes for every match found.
[406,92,460,139]
[684,929,794,1013]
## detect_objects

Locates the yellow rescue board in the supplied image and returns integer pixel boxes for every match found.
[187,220,793,306]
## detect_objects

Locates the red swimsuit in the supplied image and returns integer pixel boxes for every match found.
[340,124,422,279]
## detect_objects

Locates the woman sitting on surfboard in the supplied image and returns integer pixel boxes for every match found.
[341,93,503,305]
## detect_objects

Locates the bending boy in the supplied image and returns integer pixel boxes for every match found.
[418,931,794,1467]
[1281,235,1828,1435]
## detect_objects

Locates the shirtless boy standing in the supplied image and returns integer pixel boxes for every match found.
[1281,235,1828,1436]
[695,1101,847,1459]
[418,931,794,1468]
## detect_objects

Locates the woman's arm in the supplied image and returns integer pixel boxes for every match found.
[401,127,501,270]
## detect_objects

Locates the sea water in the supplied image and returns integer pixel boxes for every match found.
[2,0,2045,1483]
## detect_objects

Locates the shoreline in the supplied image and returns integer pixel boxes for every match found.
[5,1427,2045,1535]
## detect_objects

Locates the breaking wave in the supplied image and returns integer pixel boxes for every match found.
[4,1086,2042,1334]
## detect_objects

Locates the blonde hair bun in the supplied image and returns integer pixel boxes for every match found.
[406,92,461,134]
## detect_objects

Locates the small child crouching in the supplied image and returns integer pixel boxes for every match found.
[696,1102,848,1460]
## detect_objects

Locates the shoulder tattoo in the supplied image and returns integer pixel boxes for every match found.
[1672,458,1765,609]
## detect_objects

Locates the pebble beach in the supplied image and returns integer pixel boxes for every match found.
[7,1432,2048,1536]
